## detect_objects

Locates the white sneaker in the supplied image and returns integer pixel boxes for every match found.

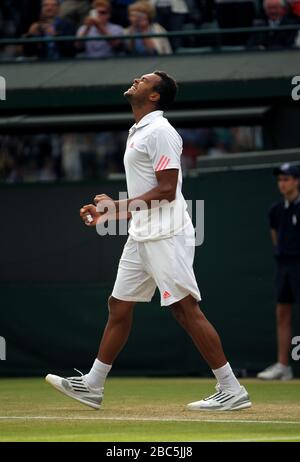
[187,384,252,411]
[257,363,293,380]
[45,369,103,410]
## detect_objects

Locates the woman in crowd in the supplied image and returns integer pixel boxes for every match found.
[124,1,172,55]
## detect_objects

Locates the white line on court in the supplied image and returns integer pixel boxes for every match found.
[0,416,300,425]
[194,436,300,442]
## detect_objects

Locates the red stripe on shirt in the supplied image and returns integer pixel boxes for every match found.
[157,157,170,171]
[155,155,167,171]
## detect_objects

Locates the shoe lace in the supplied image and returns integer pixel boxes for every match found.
[215,382,221,393]
[66,368,85,380]
[73,368,103,393]
[204,389,226,401]
[73,368,84,376]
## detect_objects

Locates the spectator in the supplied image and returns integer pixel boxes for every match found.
[124,1,172,55]
[150,0,189,49]
[61,134,83,180]
[207,128,234,156]
[291,1,300,47]
[248,0,299,49]
[214,0,256,46]
[76,0,124,57]
[0,1,22,57]
[59,0,92,28]
[23,0,76,59]
[287,0,300,19]
[257,164,300,381]
[39,156,58,181]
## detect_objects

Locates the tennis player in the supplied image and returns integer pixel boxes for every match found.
[46,71,251,411]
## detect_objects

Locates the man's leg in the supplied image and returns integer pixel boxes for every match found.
[171,294,226,370]
[257,302,293,380]
[171,294,251,410]
[277,303,293,366]
[257,266,295,380]
[85,296,135,389]
[98,296,135,364]
[45,296,136,409]
[85,236,155,391]
[171,294,252,410]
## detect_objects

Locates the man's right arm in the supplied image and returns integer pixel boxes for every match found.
[80,203,131,227]
[270,229,278,247]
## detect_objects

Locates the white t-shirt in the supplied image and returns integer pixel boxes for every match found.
[123,110,192,241]
[77,23,123,58]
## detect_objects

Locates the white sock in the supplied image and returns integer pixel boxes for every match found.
[212,362,241,394]
[278,362,290,370]
[85,359,112,390]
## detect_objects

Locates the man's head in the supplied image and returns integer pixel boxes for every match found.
[124,71,178,111]
[264,0,286,21]
[92,0,111,21]
[273,163,300,196]
[41,0,59,21]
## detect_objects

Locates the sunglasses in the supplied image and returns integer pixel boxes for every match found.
[98,10,109,15]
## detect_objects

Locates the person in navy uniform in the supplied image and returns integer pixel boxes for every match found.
[258,163,300,380]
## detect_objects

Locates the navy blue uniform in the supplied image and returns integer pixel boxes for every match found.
[269,195,300,304]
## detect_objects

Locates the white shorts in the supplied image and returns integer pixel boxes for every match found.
[112,222,201,307]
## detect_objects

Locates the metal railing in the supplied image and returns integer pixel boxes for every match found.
[193,147,300,175]
[0,24,299,46]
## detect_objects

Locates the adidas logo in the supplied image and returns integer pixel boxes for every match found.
[163,290,171,299]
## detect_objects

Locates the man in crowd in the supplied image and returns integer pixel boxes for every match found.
[248,0,299,49]
[258,164,300,380]
[76,0,123,58]
[23,0,76,58]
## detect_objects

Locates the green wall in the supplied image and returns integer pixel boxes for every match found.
[1,169,299,377]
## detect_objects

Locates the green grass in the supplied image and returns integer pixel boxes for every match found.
[1,378,300,442]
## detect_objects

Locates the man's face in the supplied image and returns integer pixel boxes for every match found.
[124,73,161,105]
[265,0,285,21]
[94,2,110,22]
[41,0,59,20]
[277,174,299,195]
